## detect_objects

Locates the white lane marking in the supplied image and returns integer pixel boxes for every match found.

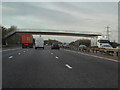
[18,53,21,55]
[3,48,21,52]
[78,52,119,62]
[51,53,53,55]
[65,64,72,69]
[90,55,119,62]
[64,49,119,63]
[23,51,26,52]
[9,56,13,59]
[56,56,59,59]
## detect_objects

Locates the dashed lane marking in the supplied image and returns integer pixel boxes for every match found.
[65,64,72,69]
[56,56,59,59]
[9,56,13,59]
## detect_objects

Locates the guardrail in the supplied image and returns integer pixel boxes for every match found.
[62,46,120,57]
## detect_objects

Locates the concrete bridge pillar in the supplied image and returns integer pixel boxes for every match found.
[2,39,8,46]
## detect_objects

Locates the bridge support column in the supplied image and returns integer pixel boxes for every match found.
[2,39,8,46]
[15,33,17,44]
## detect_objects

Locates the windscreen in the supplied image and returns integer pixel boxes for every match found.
[98,40,109,43]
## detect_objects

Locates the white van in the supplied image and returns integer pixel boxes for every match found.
[35,37,44,49]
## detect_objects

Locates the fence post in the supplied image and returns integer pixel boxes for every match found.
[116,52,119,56]
[96,50,97,53]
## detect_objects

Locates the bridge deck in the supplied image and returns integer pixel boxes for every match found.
[16,31,101,37]
[3,29,101,40]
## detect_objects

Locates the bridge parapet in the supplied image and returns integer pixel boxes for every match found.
[3,28,102,40]
[16,29,102,35]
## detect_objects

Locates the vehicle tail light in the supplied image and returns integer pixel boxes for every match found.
[24,44,28,45]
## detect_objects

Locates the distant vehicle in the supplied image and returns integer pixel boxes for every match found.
[63,43,70,48]
[35,37,44,49]
[22,34,33,48]
[58,44,63,47]
[116,45,120,49]
[79,45,86,48]
[51,43,60,49]
[91,36,111,48]
[100,44,113,49]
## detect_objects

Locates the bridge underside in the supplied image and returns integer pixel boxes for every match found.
[16,31,101,37]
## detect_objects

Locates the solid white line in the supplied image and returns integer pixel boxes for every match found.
[78,52,119,62]
[9,56,13,59]
[90,55,119,62]
[3,48,21,52]
[65,64,72,69]
[64,49,119,63]
[56,56,59,59]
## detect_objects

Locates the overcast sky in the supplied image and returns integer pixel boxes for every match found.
[2,2,118,43]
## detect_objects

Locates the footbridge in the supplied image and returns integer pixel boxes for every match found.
[3,28,101,40]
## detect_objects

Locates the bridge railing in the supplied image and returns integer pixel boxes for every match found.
[16,29,102,35]
[3,28,102,40]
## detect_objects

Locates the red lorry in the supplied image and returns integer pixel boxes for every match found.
[21,34,33,48]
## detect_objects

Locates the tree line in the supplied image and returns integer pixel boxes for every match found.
[1,25,22,45]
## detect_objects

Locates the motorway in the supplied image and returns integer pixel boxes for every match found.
[2,46,118,88]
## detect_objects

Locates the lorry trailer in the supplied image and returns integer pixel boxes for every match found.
[21,34,33,48]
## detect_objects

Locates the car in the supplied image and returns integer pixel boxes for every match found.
[79,45,86,48]
[100,44,113,49]
[116,45,120,49]
[58,44,63,47]
[51,43,60,49]
[63,43,70,48]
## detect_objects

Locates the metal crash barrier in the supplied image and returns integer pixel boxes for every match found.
[62,46,120,57]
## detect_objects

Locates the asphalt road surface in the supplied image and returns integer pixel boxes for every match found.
[2,46,118,88]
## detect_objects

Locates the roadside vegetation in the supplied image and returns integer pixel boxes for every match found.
[1,25,22,46]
